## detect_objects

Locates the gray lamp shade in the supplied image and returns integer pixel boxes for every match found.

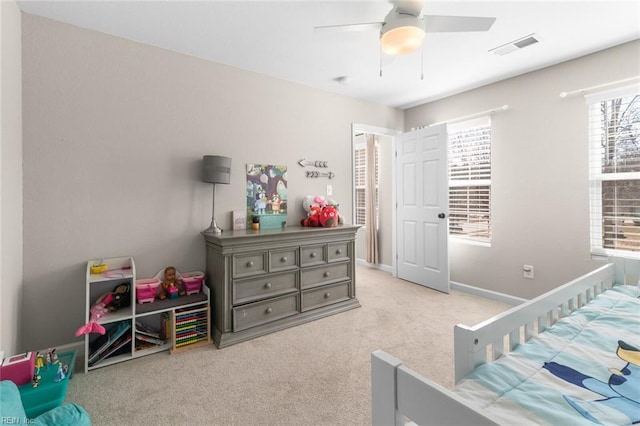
[202,155,231,184]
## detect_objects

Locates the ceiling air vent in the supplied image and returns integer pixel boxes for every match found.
[489,33,540,56]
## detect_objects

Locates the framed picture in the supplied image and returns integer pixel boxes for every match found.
[246,164,287,229]
[233,210,247,230]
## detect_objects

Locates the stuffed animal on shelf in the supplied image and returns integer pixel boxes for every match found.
[301,194,341,227]
[75,282,131,336]
[319,205,339,227]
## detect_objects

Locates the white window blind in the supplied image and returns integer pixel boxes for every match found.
[448,117,492,242]
[354,147,366,225]
[353,139,379,227]
[587,85,640,255]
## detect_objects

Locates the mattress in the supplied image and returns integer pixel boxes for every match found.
[452,285,640,426]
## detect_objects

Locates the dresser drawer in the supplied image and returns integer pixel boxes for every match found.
[301,281,351,312]
[327,242,350,263]
[232,294,299,332]
[233,272,298,305]
[300,244,327,267]
[300,262,350,289]
[233,252,267,278]
[269,248,298,272]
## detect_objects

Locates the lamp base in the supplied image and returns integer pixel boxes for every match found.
[203,217,223,235]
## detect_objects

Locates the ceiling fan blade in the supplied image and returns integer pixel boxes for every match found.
[314,22,383,33]
[423,15,496,33]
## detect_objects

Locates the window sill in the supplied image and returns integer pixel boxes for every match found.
[591,248,640,260]
[449,236,491,248]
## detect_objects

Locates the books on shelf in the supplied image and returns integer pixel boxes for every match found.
[134,321,168,351]
[88,321,132,366]
[90,334,132,366]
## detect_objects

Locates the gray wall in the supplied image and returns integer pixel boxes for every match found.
[405,40,640,299]
[1,0,23,356]
[21,13,403,350]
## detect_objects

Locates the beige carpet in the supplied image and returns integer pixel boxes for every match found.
[66,266,510,425]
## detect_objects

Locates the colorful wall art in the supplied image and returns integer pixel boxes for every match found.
[246,164,288,229]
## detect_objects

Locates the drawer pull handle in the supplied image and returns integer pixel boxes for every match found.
[336,249,343,255]
[324,292,331,298]
[247,261,254,267]
[266,307,273,314]
[281,256,288,262]
[264,282,272,289]
[310,252,317,258]
[324,272,330,278]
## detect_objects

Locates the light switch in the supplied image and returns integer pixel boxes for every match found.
[327,185,333,196]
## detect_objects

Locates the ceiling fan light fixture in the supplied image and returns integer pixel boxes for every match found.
[381,14,425,55]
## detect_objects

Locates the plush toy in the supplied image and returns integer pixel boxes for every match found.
[75,282,131,336]
[301,195,341,227]
[319,205,339,227]
[314,195,327,208]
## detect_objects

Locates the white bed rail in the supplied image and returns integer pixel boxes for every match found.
[371,350,500,426]
[371,257,640,425]
[453,262,615,382]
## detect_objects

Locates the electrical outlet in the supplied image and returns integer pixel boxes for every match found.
[523,265,534,279]
[327,185,332,196]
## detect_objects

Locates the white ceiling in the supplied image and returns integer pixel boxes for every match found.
[17,0,640,109]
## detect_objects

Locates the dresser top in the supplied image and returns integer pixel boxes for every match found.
[202,224,360,244]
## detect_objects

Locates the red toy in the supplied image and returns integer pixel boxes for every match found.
[319,206,339,227]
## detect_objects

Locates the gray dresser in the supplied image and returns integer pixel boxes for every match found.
[204,225,360,347]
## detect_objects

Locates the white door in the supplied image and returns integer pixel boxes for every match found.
[396,124,449,293]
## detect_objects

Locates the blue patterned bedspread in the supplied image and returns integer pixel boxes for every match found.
[453,285,640,425]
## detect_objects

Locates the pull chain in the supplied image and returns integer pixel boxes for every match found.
[379,43,383,77]
[420,45,424,80]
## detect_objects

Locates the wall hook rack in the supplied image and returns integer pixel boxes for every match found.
[306,171,335,179]
[298,159,328,168]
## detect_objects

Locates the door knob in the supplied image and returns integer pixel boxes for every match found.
[438,213,446,219]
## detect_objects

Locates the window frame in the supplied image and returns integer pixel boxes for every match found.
[353,136,379,229]
[447,116,492,245]
[587,84,640,257]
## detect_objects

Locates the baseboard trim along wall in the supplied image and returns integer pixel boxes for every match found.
[357,260,525,305]
[450,281,527,306]
[356,258,393,274]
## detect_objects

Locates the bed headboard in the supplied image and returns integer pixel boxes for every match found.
[610,255,640,287]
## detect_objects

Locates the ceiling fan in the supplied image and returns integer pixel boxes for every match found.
[314,0,496,56]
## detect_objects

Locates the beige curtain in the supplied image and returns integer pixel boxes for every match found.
[365,133,379,264]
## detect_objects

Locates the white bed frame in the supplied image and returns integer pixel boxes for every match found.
[371,257,640,426]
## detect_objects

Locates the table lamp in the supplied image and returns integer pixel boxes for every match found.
[202,155,231,235]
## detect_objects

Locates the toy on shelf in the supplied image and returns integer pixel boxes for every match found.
[135,278,161,304]
[90,263,108,274]
[300,195,340,228]
[158,266,185,300]
[75,282,131,336]
[181,272,205,295]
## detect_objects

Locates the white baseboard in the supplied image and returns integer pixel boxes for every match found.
[356,258,393,274]
[355,259,524,305]
[450,281,527,306]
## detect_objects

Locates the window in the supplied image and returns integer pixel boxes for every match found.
[448,117,492,243]
[588,86,640,255]
[353,136,379,227]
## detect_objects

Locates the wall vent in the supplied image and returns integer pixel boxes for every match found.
[489,33,540,56]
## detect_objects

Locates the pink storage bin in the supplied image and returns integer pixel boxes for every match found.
[181,271,204,295]
[136,278,161,304]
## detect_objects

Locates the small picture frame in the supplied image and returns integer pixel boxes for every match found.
[233,210,247,230]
